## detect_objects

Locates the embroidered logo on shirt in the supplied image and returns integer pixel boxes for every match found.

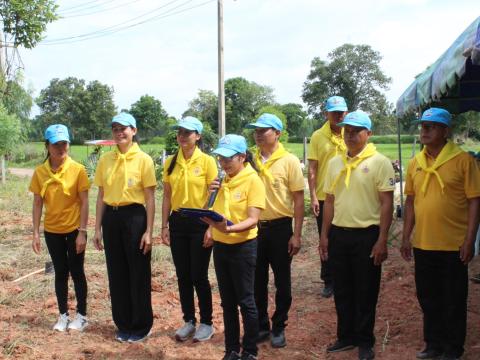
[362,165,369,173]
[128,178,134,187]
[234,191,242,200]
[193,166,201,176]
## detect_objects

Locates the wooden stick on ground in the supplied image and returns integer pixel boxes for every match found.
[12,269,44,283]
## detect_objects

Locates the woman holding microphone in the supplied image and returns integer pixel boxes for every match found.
[30,124,89,332]
[202,134,266,360]
[93,113,156,343]
[161,116,217,342]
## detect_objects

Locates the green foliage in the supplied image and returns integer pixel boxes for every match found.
[128,95,169,139]
[302,44,392,120]
[370,135,418,144]
[147,136,165,145]
[0,105,22,154]
[183,89,218,131]
[280,103,310,138]
[225,77,276,133]
[35,77,116,143]
[0,0,58,49]
[7,143,44,163]
[452,111,480,140]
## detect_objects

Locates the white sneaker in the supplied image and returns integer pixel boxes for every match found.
[175,321,196,341]
[53,313,69,332]
[68,313,88,331]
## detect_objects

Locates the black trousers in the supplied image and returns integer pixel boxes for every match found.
[214,239,258,356]
[315,201,332,286]
[329,225,381,348]
[169,212,213,325]
[255,218,292,333]
[44,230,87,316]
[102,204,153,337]
[414,248,468,357]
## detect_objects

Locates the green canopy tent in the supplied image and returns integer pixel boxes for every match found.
[395,16,480,213]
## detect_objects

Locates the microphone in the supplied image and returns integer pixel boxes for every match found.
[207,170,225,208]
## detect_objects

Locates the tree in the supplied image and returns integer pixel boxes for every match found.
[0,0,58,49]
[279,103,308,138]
[183,90,218,131]
[0,105,22,183]
[129,95,169,139]
[225,77,276,133]
[35,77,116,143]
[302,44,392,120]
[453,111,480,141]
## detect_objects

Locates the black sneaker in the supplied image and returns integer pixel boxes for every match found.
[321,284,334,298]
[271,329,286,348]
[358,347,375,360]
[416,347,443,359]
[326,340,355,353]
[222,351,241,360]
[240,352,257,360]
[115,330,130,343]
[257,329,270,343]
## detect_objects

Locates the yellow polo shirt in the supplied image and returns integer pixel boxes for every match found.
[308,123,345,200]
[212,165,266,244]
[29,158,90,233]
[324,151,395,228]
[94,143,157,206]
[258,153,305,220]
[162,147,218,210]
[405,152,480,251]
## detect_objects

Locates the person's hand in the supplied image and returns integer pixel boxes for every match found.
[460,241,474,265]
[201,216,229,233]
[75,231,87,254]
[140,232,152,255]
[93,229,104,251]
[203,228,213,248]
[288,235,301,256]
[208,179,221,195]
[371,240,388,266]
[32,232,41,254]
[319,235,328,261]
[161,227,170,246]
[311,198,320,217]
[400,238,412,262]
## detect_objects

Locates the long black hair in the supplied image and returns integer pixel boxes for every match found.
[166,136,204,175]
[244,150,259,172]
[43,140,51,162]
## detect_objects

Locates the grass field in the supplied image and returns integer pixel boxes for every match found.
[9,141,480,169]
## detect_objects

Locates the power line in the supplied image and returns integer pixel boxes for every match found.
[60,0,144,18]
[42,0,215,45]
[59,0,117,14]
[44,0,188,43]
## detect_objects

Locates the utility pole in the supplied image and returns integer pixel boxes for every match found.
[217,0,225,137]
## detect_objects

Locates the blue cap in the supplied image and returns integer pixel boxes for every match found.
[44,124,70,144]
[112,113,137,128]
[212,134,247,157]
[326,96,348,112]
[418,108,451,127]
[245,113,283,131]
[171,116,203,134]
[337,110,372,130]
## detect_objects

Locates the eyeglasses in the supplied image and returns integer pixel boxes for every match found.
[216,155,237,162]
[112,126,128,133]
[177,129,196,136]
[419,123,446,131]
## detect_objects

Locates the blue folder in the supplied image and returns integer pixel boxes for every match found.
[178,207,234,226]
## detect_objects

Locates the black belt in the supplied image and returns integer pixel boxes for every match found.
[105,203,143,211]
[332,224,379,232]
[258,217,292,229]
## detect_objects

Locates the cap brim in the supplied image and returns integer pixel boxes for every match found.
[171,124,198,131]
[414,119,450,126]
[327,106,348,112]
[48,136,70,144]
[337,120,369,129]
[212,148,238,157]
[245,122,272,129]
[112,120,136,128]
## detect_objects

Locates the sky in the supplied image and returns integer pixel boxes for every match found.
[15,0,480,119]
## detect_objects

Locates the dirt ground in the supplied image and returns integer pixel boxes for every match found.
[1,209,480,360]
